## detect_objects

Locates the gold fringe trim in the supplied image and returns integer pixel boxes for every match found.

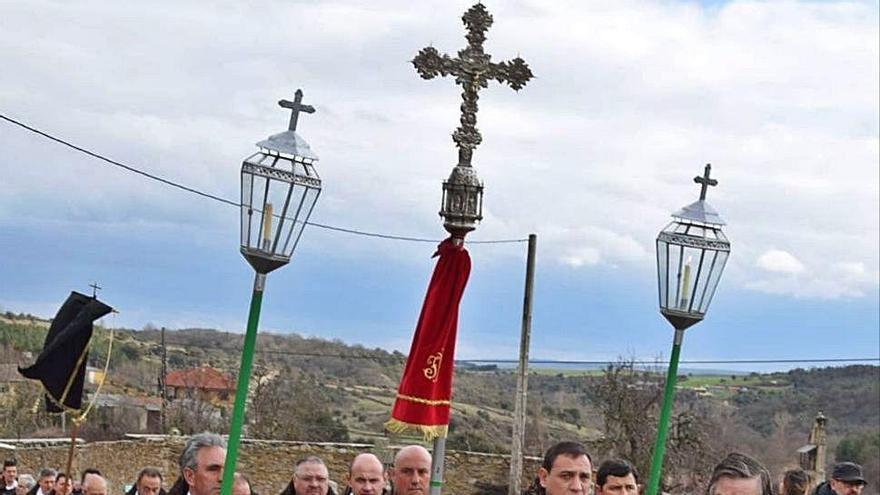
[384,418,448,441]
[395,393,451,406]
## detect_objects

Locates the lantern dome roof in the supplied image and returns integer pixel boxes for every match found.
[257,130,318,161]
[672,199,725,226]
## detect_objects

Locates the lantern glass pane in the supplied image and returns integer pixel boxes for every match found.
[699,250,729,313]
[656,238,670,308]
[279,181,308,256]
[240,170,253,248]
[247,173,268,251]
[261,177,299,255]
[286,186,320,256]
[691,249,716,313]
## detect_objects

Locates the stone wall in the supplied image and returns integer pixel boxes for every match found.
[6,437,542,495]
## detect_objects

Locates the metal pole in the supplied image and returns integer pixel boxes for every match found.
[509,234,537,495]
[220,272,266,495]
[430,436,447,495]
[645,327,685,495]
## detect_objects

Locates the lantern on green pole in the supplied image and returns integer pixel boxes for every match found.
[220,89,322,495]
[645,164,730,495]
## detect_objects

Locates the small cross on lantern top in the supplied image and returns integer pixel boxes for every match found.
[278,89,315,133]
[413,2,533,167]
[694,163,718,201]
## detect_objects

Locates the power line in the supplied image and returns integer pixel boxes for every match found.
[0,113,526,245]
[167,344,879,365]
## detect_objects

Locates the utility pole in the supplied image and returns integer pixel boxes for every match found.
[509,234,537,495]
[160,326,167,433]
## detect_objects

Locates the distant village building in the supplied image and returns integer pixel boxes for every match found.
[798,411,827,485]
[90,393,162,433]
[0,363,27,400]
[86,366,105,386]
[165,366,235,403]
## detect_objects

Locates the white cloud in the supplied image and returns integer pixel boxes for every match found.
[756,249,805,274]
[0,0,877,300]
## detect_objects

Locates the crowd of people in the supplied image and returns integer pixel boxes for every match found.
[0,434,869,495]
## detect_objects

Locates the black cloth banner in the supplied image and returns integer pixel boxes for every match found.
[19,291,113,413]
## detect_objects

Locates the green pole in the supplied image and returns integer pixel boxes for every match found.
[645,328,685,495]
[220,272,266,495]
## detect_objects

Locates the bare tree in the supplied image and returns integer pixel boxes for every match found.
[587,359,719,494]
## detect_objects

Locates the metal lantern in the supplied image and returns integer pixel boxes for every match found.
[645,163,731,495]
[440,165,484,238]
[240,89,322,274]
[656,163,730,330]
[223,89,323,495]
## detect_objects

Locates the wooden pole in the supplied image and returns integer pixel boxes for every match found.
[509,234,537,495]
[160,326,167,433]
[65,422,79,478]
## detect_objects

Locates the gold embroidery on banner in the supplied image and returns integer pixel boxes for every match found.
[423,351,443,383]
[396,393,451,406]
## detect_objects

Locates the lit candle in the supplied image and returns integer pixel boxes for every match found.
[679,257,692,310]
[262,202,273,250]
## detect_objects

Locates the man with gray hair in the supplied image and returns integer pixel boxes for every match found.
[279,456,335,495]
[14,475,33,495]
[706,452,773,495]
[171,433,226,495]
[28,470,57,495]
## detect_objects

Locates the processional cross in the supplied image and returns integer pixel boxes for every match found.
[278,89,315,132]
[694,163,718,200]
[412,3,533,167]
[89,282,102,298]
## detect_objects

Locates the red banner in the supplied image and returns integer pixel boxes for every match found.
[386,238,471,439]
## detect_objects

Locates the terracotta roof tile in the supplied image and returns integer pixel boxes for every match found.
[165,367,234,391]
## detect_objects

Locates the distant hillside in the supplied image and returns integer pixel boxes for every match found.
[1,313,877,492]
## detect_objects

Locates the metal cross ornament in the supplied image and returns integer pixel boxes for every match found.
[279,89,315,133]
[413,2,533,167]
[694,163,718,200]
[89,282,102,298]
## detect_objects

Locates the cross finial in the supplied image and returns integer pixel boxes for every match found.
[412,3,533,167]
[694,163,718,201]
[278,89,315,132]
[89,282,102,298]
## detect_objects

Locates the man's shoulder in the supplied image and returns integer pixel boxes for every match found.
[812,481,835,495]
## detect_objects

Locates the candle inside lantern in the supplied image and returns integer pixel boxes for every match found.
[679,256,692,310]
[262,202,273,250]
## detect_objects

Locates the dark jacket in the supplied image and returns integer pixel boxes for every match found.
[812,482,836,495]
[278,481,334,495]
[0,483,17,495]
[339,485,391,495]
[166,478,187,495]
[125,485,167,495]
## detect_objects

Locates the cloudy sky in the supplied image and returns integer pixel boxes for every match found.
[1,0,877,372]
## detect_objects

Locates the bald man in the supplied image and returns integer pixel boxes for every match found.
[81,476,107,495]
[390,446,431,495]
[346,454,387,495]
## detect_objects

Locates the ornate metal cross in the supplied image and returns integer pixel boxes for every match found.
[694,163,718,200]
[413,3,533,167]
[278,89,315,132]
